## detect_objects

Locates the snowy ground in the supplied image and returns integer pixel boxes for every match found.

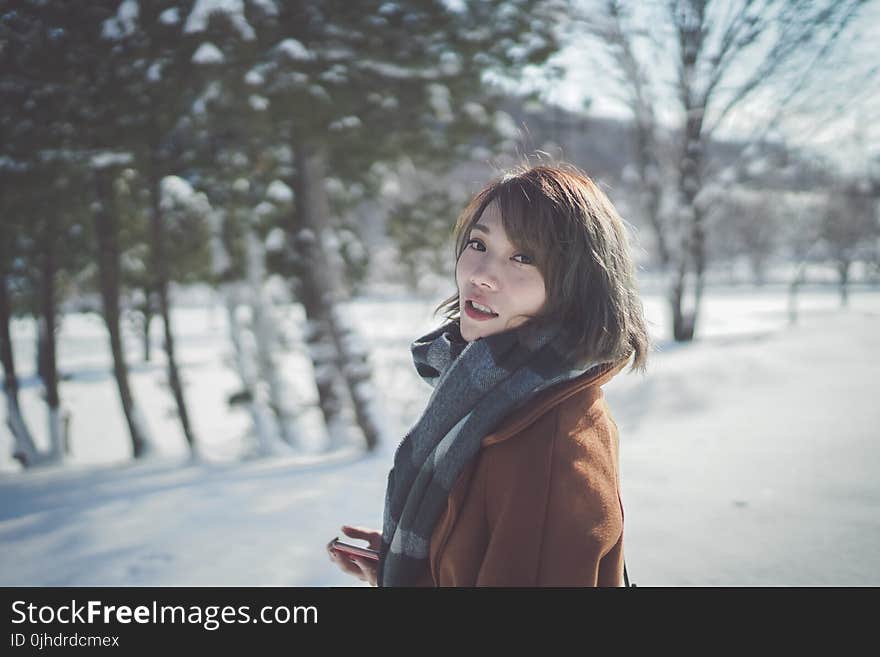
[1,284,878,586]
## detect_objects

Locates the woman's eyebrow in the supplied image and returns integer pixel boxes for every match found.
[470,223,490,234]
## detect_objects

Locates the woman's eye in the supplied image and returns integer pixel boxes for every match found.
[466,239,532,264]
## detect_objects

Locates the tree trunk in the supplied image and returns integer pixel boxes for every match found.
[142,295,153,362]
[244,224,298,448]
[669,104,706,343]
[837,259,850,307]
[209,205,288,457]
[751,257,766,287]
[328,305,381,451]
[290,141,380,451]
[670,259,696,342]
[666,5,710,343]
[147,155,198,454]
[788,266,805,326]
[94,167,153,459]
[223,285,285,456]
[38,215,64,462]
[0,268,39,467]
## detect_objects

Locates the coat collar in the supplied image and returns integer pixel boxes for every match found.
[481,357,630,447]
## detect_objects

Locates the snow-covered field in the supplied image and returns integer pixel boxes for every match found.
[1,285,878,586]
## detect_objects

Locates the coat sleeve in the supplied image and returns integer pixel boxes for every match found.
[475,405,624,586]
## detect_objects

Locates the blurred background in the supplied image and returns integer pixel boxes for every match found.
[1,0,878,585]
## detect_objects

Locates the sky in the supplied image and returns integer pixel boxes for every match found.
[534,0,880,174]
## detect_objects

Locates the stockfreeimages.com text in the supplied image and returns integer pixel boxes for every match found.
[11,599,317,631]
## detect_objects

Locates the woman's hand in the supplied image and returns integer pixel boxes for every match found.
[327,525,382,587]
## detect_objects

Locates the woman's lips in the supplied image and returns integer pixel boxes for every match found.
[464,300,498,321]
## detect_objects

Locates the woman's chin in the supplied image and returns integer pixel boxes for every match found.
[459,322,478,342]
[460,320,499,342]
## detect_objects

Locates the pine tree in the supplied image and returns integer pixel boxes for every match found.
[184,0,565,451]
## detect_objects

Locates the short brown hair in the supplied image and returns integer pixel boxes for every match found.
[435,163,649,371]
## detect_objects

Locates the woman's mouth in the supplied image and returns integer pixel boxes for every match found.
[464,299,499,321]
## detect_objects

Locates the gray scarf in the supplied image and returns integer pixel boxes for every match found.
[378,318,605,587]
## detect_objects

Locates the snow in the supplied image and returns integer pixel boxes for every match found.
[1,287,878,585]
[159,8,180,25]
[296,229,316,244]
[324,178,345,197]
[463,102,488,125]
[747,157,770,177]
[356,60,438,81]
[160,175,205,211]
[494,110,519,140]
[427,84,453,123]
[276,38,313,61]
[319,65,348,84]
[251,0,279,16]
[244,69,265,86]
[439,52,461,76]
[308,85,330,102]
[248,95,268,111]
[146,61,162,82]
[191,81,221,115]
[192,43,224,65]
[0,156,28,173]
[378,3,399,16]
[101,0,138,40]
[185,0,256,41]
[254,201,275,217]
[91,152,133,170]
[264,228,286,252]
[441,0,466,11]
[266,180,293,203]
[328,116,361,131]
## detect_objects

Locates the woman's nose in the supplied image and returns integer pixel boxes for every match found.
[469,259,499,289]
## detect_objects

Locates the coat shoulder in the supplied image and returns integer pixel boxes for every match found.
[482,358,629,448]
[482,387,620,498]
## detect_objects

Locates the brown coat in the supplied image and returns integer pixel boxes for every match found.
[411,359,629,587]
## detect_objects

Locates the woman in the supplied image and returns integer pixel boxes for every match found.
[328,163,648,586]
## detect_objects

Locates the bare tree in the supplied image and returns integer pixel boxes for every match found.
[729,193,781,285]
[587,0,668,267]
[781,191,825,325]
[584,0,866,340]
[821,180,878,307]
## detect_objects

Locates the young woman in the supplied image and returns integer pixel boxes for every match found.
[328,163,648,586]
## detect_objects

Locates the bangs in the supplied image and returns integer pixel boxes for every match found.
[456,176,569,275]
[494,179,569,274]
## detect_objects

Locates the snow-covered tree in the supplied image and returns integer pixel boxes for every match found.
[0,3,103,466]
[92,157,157,459]
[183,0,566,451]
[93,0,205,455]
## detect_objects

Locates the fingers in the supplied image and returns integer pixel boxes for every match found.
[328,548,367,581]
[341,525,382,550]
[350,556,378,587]
[341,525,373,539]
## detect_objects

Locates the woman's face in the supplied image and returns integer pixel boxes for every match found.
[456,201,547,342]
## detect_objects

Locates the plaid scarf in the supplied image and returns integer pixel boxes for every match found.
[378,318,603,587]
